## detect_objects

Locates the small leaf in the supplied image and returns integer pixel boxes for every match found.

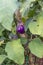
[5,39,24,65]
[25,18,32,31]
[28,38,43,58]
[20,0,35,17]
[0,24,4,36]
[28,21,38,34]
[0,40,4,46]
[20,37,27,45]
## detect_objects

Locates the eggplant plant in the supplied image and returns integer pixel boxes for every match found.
[0,0,43,65]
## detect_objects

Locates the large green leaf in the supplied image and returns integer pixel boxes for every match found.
[1,13,13,31]
[37,11,43,37]
[28,11,43,37]
[0,0,19,31]
[0,55,6,64]
[5,39,24,65]
[29,38,43,58]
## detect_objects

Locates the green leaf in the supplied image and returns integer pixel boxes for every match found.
[18,0,26,3]
[5,39,24,65]
[20,0,35,17]
[25,18,32,31]
[28,21,39,35]
[29,38,43,58]
[0,0,20,31]
[20,37,27,45]
[0,40,4,46]
[37,11,43,37]
[28,11,43,37]
[38,0,43,8]
[0,24,4,36]
[1,13,13,31]
[0,55,6,64]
